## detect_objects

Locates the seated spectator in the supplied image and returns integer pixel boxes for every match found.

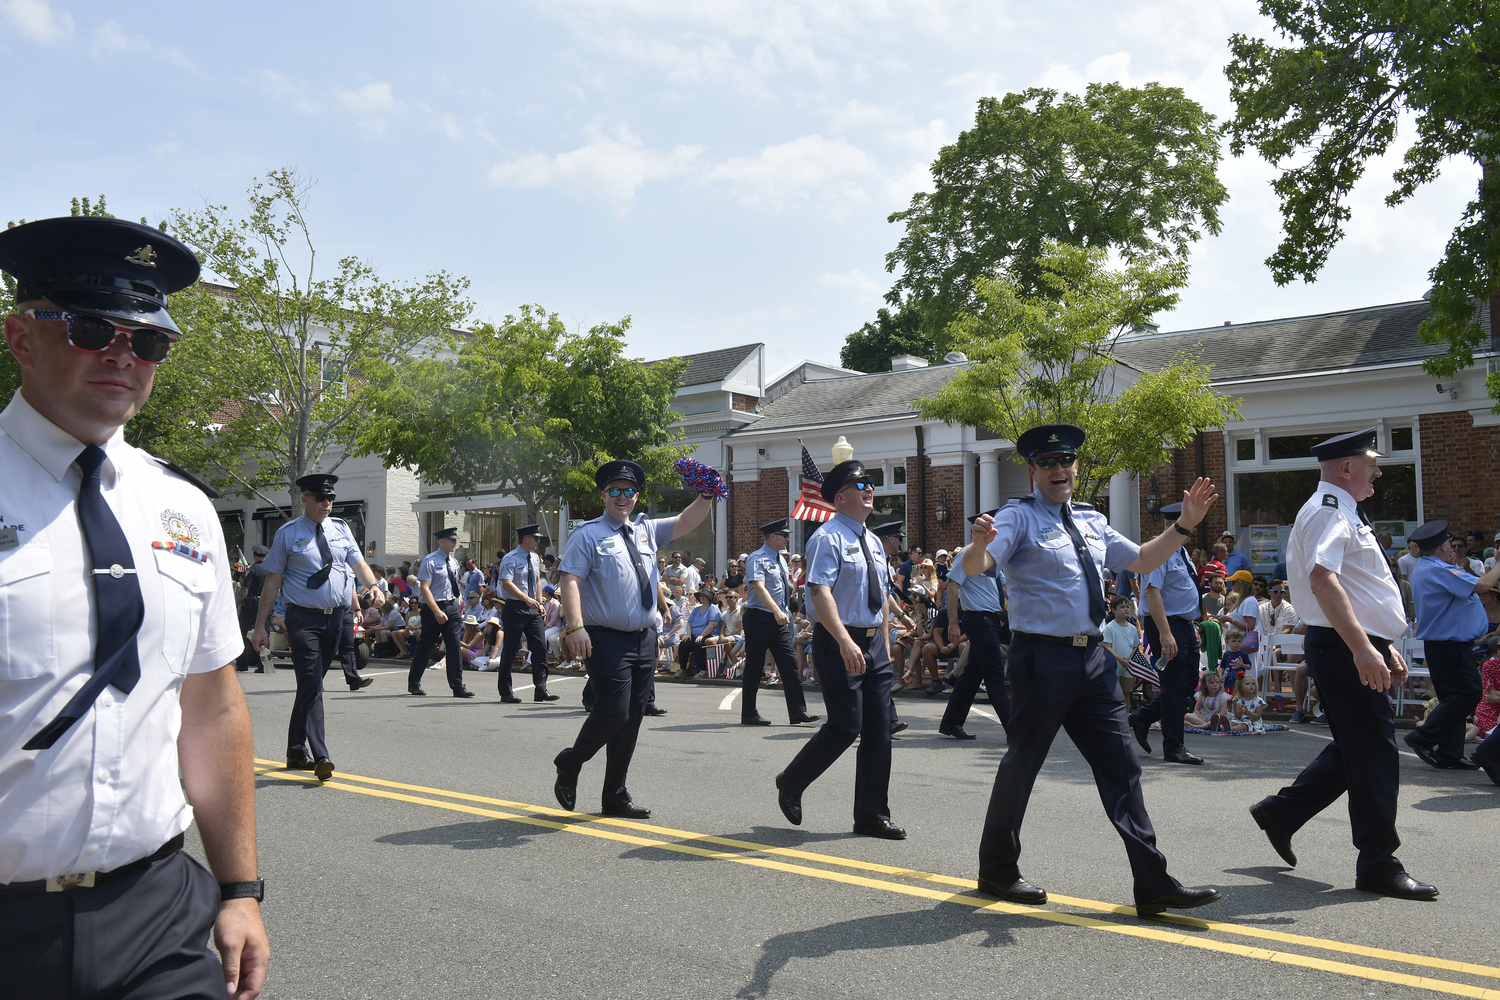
[471,621,503,671]
[1102,596,1143,698]
[920,606,966,694]
[1220,628,1253,681]
[678,587,722,676]
[1218,573,1261,653]
[722,559,745,593]
[892,612,931,692]
[1201,575,1227,617]
[459,616,486,669]
[792,612,816,684]
[1231,673,1268,732]
[716,589,746,673]
[540,583,563,654]
[374,597,410,658]
[1186,670,1233,731]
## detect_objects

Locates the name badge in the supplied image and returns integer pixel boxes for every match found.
[294,538,312,551]
[1357,524,1373,536]
[843,543,862,558]
[597,536,623,556]
[0,525,16,550]
[1041,529,1065,543]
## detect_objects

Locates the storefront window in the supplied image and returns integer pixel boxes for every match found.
[1267,434,1326,461]
[1235,464,1417,528]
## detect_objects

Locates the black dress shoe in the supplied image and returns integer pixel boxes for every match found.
[976,875,1046,905]
[1163,747,1204,765]
[408,687,426,696]
[1474,752,1500,786]
[852,818,906,840]
[286,752,315,771]
[1441,755,1481,770]
[775,772,802,826]
[1249,800,1297,868]
[601,796,651,819]
[1136,885,1222,917]
[741,715,772,726]
[499,696,522,704]
[1404,731,1443,768]
[349,676,374,690]
[789,712,821,724]
[644,706,667,716]
[1354,871,1439,901]
[554,768,577,811]
[313,757,336,781]
[939,724,977,741]
[453,688,476,698]
[891,721,909,735]
[1130,716,1152,754]
[534,692,560,702]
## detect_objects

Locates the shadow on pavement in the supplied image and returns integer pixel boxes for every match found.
[374,818,561,852]
[1208,865,1378,922]
[1410,791,1500,812]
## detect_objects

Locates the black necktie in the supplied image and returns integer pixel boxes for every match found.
[25,446,145,751]
[446,558,460,601]
[857,531,883,614]
[528,554,537,599]
[621,525,653,610]
[1060,504,1108,630]
[306,522,334,590]
[1356,504,1401,588]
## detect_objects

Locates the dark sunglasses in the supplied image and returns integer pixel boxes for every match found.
[1032,453,1078,470]
[605,487,639,498]
[841,480,876,493]
[22,309,175,363]
[1269,589,1286,594]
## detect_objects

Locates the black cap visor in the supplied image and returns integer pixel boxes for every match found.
[31,282,182,338]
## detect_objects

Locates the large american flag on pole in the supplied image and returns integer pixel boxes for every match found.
[790,440,836,523]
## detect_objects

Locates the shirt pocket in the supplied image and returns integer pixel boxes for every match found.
[0,543,54,680]
[154,547,216,674]
[1038,534,1075,575]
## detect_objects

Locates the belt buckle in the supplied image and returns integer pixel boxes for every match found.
[1071,634,1088,647]
[46,872,96,892]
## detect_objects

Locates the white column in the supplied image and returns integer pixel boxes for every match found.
[978,451,1001,512]
[557,499,571,556]
[714,448,729,573]
[1109,471,1140,543]
[962,455,977,525]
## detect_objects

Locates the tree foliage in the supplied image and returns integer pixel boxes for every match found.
[356,306,691,534]
[914,242,1241,504]
[1225,0,1500,396]
[885,83,1228,344]
[166,169,471,503]
[838,305,936,373]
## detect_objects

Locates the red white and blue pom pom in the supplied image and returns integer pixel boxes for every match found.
[674,457,728,500]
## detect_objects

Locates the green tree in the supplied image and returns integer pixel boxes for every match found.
[914,242,1241,504]
[838,305,937,373]
[167,169,472,503]
[1225,1,1500,399]
[357,306,691,537]
[886,83,1228,346]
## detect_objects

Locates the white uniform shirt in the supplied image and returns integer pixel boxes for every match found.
[0,393,240,882]
[1286,481,1406,640]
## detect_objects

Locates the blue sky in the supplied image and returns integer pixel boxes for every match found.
[1,0,1478,377]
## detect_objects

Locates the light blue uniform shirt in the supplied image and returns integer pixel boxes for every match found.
[497,546,541,602]
[984,492,1139,636]
[264,514,362,610]
[944,544,1002,613]
[417,548,461,602]
[1139,544,1201,618]
[558,512,677,632]
[744,542,791,614]
[1411,554,1487,641]
[803,513,889,630]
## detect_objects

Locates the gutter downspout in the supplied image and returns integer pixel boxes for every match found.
[1195,430,1206,552]
[915,426,927,551]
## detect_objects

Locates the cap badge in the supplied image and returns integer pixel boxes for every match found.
[1047,434,1059,443]
[125,245,158,268]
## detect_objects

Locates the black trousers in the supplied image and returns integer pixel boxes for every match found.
[942,611,1011,733]
[741,607,808,720]
[407,600,464,692]
[498,602,548,698]
[0,850,223,999]
[555,627,656,801]
[336,608,361,686]
[781,624,893,825]
[1408,639,1482,763]
[235,598,259,669]
[286,604,341,759]
[1131,615,1202,755]
[678,634,711,674]
[1253,626,1403,879]
[978,634,1175,900]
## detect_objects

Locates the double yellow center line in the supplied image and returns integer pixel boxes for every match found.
[253,758,1500,998]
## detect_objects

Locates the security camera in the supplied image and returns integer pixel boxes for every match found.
[1436,382,1462,398]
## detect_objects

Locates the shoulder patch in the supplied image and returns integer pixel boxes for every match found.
[148,455,221,499]
[1321,494,1340,508]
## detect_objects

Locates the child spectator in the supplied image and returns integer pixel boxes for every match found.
[1231,673,1268,732]
[1220,629,1253,681]
[1187,671,1233,731]
[1469,639,1500,741]
[1101,596,1143,698]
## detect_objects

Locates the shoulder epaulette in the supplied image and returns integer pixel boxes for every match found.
[1070,501,1096,511]
[1321,494,1340,509]
[1011,497,1033,506]
[148,455,221,499]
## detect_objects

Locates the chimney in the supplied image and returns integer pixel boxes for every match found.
[890,354,929,372]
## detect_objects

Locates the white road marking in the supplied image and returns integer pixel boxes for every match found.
[719,690,740,711]
[970,707,1004,725]
[1287,727,1420,759]
[512,676,581,695]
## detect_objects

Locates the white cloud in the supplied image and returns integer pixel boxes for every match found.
[705,134,878,212]
[90,19,195,70]
[335,82,398,136]
[817,268,883,295]
[2,0,72,45]
[258,70,320,114]
[488,124,706,214]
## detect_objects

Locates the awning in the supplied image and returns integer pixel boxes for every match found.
[252,506,292,521]
[791,500,836,523]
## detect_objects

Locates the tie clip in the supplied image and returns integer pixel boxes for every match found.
[92,564,137,578]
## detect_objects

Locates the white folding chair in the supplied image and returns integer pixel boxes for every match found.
[1395,638,1428,717]
[1261,633,1303,695]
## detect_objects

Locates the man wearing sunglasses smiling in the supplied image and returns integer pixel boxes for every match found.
[962,422,1223,918]
[0,217,268,998]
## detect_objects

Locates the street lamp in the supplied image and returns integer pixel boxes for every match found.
[831,436,854,464]
[934,490,951,525]
[1145,475,1161,520]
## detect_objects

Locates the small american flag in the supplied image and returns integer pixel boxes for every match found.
[1126,647,1159,688]
[705,644,723,678]
[790,440,836,523]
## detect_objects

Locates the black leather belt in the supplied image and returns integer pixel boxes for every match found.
[288,604,339,615]
[0,833,185,893]
[1014,630,1101,647]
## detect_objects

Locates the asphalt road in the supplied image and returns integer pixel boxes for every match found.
[209,661,1500,1000]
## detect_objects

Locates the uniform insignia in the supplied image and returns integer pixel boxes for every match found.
[160,508,201,545]
[153,539,209,563]
[125,245,158,268]
[1047,434,1059,443]
[1321,494,1340,508]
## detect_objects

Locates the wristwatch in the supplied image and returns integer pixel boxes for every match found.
[219,878,265,902]
[1171,522,1194,538]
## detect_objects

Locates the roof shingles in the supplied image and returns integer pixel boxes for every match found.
[731,365,963,434]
